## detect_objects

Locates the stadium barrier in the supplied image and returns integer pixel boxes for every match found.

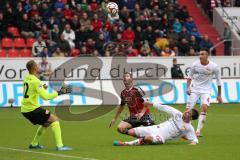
[0,57,239,107]
[0,56,240,80]
[0,79,239,107]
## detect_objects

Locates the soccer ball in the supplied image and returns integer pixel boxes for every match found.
[106,2,119,15]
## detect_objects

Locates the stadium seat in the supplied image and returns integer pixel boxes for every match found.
[71,48,80,57]
[8,49,19,57]
[14,38,26,48]
[26,38,36,48]
[2,38,13,48]
[0,49,6,57]
[7,27,20,37]
[20,49,31,57]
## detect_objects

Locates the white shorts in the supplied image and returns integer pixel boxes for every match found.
[134,124,170,144]
[187,92,211,109]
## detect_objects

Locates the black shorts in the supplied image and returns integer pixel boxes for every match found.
[22,107,50,125]
[123,114,155,128]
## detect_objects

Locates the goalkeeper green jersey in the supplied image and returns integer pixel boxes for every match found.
[21,74,58,113]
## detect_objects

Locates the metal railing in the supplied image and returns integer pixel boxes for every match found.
[216,0,240,34]
[210,39,240,56]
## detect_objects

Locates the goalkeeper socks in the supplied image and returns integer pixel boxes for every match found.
[31,126,47,146]
[50,121,64,147]
[197,112,207,132]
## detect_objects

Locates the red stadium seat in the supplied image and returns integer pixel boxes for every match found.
[7,27,20,37]
[8,49,19,57]
[20,49,31,57]
[71,48,80,57]
[2,38,13,48]
[14,38,26,48]
[26,38,36,48]
[0,49,6,57]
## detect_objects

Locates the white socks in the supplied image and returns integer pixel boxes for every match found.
[125,139,142,146]
[197,112,207,133]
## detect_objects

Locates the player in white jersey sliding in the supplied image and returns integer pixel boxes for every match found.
[187,49,223,137]
[113,102,199,146]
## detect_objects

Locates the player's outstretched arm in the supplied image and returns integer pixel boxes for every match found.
[109,105,124,128]
[37,84,72,100]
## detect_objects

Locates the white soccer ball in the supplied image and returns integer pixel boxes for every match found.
[106,2,119,15]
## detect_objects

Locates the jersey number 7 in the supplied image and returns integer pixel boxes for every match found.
[24,83,29,98]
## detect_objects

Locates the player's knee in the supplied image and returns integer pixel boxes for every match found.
[143,136,154,143]
[127,129,136,136]
[201,105,208,113]
[48,114,59,124]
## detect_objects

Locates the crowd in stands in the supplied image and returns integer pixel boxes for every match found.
[0,0,216,57]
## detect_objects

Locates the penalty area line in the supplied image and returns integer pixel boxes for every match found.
[0,146,98,160]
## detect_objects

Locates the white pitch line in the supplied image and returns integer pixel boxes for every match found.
[0,146,98,160]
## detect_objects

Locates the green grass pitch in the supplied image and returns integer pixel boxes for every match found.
[0,104,240,160]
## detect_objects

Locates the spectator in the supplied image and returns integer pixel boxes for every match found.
[171,58,184,79]
[188,47,198,56]
[19,14,35,38]
[30,4,39,18]
[0,13,11,38]
[140,40,151,56]
[40,47,52,57]
[91,14,103,32]
[54,0,65,10]
[39,3,52,23]
[51,25,61,42]
[62,24,76,48]
[219,22,231,56]
[167,28,179,47]
[178,38,190,56]
[179,27,190,41]
[189,35,200,52]
[154,35,169,55]
[190,28,201,41]
[63,4,73,20]
[38,56,53,81]
[110,25,120,41]
[134,26,146,47]
[95,33,105,56]
[80,12,91,31]
[176,5,189,21]
[200,35,213,50]
[85,38,96,54]
[184,16,197,32]
[122,26,135,43]
[52,47,65,57]
[173,18,182,33]
[32,36,47,57]
[57,34,71,56]
[161,47,176,57]
[101,26,110,42]
[40,24,51,40]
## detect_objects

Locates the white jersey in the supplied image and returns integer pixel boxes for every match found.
[188,60,221,94]
[154,104,198,143]
[134,103,198,144]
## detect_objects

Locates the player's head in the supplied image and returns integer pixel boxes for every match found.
[199,48,209,62]
[191,108,199,120]
[123,72,133,89]
[26,60,39,74]
[183,108,199,122]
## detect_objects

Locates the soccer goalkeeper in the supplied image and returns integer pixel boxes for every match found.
[21,60,72,151]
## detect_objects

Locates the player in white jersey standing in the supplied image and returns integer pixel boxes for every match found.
[113,102,200,146]
[186,49,223,137]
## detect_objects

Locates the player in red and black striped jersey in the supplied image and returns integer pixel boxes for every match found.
[109,72,155,135]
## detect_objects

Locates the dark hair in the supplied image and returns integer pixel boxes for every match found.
[26,60,36,72]
[191,109,199,120]
[124,72,133,78]
[200,48,209,54]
